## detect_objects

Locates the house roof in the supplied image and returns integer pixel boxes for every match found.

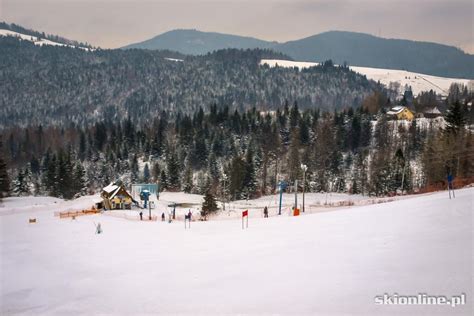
[109,187,123,199]
[424,107,441,114]
[109,186,133,200]
[387,106,410,115]
[103,183,118,194]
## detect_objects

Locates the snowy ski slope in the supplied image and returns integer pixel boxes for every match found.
[261,59,472,97]
[1,188,472,315]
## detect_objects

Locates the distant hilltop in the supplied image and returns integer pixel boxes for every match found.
[123,29,474,79]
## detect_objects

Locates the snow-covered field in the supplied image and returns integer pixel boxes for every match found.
[260,59,472,96]
[0,29,90,50]
[1,188,472,315]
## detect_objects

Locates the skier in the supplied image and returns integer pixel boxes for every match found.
[264,206,268,218]
[139,211,143,221]
[96,222,102,234]
[447,173,455,199]
[188,210,192,221]
[161,212,165,221]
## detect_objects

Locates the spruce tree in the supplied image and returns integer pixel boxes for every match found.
[207,152,220,194]
[243,148,257,199]
[130,154,139,183]
[152,162,160,182]
[201,191,218,220]
[181,164,193,193]
[0,138,10,198]
[159,170,168,191]
[444,100,466,135]
[229,156,246,200]
[13,168,31,196]
[143,163,150,183]
[287,132,301,182]
[166,149,181,191]
[73,163,87,197]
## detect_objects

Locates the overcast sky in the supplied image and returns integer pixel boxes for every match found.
[1,0,473,53]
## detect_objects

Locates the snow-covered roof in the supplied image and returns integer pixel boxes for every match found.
[109,187,122,199]
[103,183,119,194]
[424,107,441,114]
[387,106,407,115]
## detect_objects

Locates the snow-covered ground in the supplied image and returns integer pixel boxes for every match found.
[1,188,472,315]
[0,29,90,50]
[260,59,472,96]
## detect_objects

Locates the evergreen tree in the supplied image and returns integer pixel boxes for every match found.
[444,100,466,135]
[79,131,87,161]
[57,150,74,199]
[152,162,160,182]
[190,131,208,169]
[13,168,31,196]
[45,154,59,196]
[0,138,10,198]
[201,191,218,220]
[73,162,87,197]
[159,170,168,191]
[207,152,220,194]
[166,149,181,191]
[130,154,139,183]
[242,147,257,199]
[143,163,150,183]
[181,163,193,193]
[287,132,301,182]
[229,156,246,200]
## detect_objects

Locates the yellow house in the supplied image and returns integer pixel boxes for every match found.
[101,182,134,210]
[387,106,414,120]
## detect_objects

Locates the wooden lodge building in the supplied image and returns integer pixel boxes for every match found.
[101,182,135,210]
[386,106,415,121]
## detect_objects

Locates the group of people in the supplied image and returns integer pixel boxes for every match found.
[99,207,275,234]
[138,210,193,222]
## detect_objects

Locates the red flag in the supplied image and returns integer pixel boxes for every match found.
[242,210,248,217]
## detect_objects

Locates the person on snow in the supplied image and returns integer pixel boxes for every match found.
[264,206,268,218]
[139,211,143,221]
[188,210,192,221]
[161,212,165,221]
[96,222,102,234]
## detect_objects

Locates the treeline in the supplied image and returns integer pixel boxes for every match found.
[1,98,473,200]
[0,36,379,128]
[0,21,92,48]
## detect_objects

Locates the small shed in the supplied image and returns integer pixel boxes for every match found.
[387,106,415,121]
[101,182,134,210]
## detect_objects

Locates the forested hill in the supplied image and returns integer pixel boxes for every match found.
[122,29,474,79]
[123,29,275,54]
[0,36,380,128]
[0,22,92,49]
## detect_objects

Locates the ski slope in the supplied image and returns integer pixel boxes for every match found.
[0,29,90,50]
[1,188,472,315]
[260,59,472,97]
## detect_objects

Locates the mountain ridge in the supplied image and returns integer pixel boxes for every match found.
[123,29,474,79]
[123,29,276,55]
